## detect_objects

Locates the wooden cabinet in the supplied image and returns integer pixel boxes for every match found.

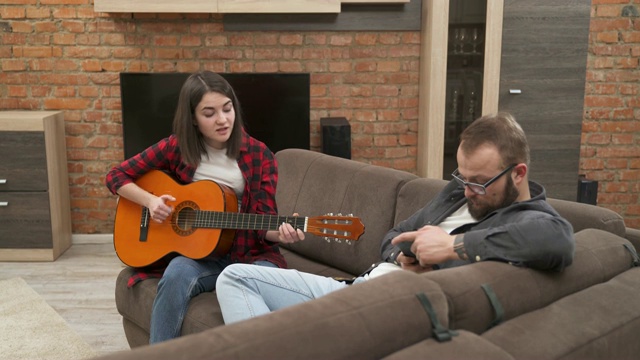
[498,0,591,201]
[0,111,72,261]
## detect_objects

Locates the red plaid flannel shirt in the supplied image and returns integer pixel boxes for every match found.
[106,130,286,287]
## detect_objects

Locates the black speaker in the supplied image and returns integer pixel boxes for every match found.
[577,176,598,205]
[321,117,351,159]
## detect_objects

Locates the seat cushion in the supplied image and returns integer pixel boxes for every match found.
[115,267,156,336]
[115,267,225,347]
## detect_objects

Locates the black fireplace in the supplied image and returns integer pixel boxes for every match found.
[119,72,310,159]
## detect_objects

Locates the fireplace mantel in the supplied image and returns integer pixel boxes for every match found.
[94,0,409,14]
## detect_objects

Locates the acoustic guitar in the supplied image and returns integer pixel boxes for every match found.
[113,170,365,267]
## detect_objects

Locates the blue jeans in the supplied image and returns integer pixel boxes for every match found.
[216,263,350,324]
[149,256,276,344]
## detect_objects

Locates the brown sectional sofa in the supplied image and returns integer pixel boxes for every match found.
[101,149,640,359]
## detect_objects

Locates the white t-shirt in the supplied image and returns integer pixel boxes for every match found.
[438,203,473,235]
[363,204,475,281]
[192,145,246,203]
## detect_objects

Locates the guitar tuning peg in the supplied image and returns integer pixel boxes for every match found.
[348,213,353,217]
[337,212,343,216]
[327,212,334,216]
[324,237,331,243]
[334,238,342,244]
[345,240,353,245]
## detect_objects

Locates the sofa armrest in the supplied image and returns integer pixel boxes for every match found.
[423,228,635,334]
[92,271,448,360]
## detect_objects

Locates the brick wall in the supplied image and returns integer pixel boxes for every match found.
[0,1,638,233]
[584,0,640,229]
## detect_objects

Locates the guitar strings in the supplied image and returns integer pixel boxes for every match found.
[159,221,353,239]
[157,212,355,239]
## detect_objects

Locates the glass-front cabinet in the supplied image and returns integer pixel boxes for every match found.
[443,0,487,178]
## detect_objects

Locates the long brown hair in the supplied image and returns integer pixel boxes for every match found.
[173,71,245,167]
[459,112,530,167]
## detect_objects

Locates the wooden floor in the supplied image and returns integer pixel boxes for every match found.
[0,241,131,357]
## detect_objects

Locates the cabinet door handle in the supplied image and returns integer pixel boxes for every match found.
[0,202,8,207]
[0,179,6,184]
[509,89,522,94]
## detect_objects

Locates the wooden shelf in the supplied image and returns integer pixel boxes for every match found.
[220,0,339,13]
[95,0,214,13]
[94,0,409,14]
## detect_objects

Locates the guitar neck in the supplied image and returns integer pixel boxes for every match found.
[193,211,307,232]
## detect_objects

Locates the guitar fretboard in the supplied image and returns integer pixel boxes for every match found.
[179,210,308,232]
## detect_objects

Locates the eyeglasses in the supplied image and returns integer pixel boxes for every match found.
[451,164,517,195]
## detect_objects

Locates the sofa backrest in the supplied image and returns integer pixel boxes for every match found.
[394,178,449,225]
[394,178,627,239]
[275,149,628,276]
[275,149,418,275]
[547,198,626,237]
[423,228,636,334]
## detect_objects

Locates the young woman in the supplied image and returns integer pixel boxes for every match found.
[105,71,304,343]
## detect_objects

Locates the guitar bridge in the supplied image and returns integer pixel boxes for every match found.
[139,207,149,242]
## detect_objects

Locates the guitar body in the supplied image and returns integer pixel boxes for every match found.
[113,170,366,268]
[113,171,236,268]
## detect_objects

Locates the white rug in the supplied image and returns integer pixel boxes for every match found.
[0,277,97,360]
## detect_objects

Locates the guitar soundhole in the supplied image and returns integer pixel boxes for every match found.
[172,201,199,236]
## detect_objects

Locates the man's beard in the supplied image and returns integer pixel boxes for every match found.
[468,176,520,220]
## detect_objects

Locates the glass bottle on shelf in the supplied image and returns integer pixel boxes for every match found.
[458,27,466,54]
[471,27,480,54]
[450,28,459,54]
[465,84,477,126]
[451,88,460,121]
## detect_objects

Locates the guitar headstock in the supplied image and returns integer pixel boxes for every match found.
[307,213,365,244]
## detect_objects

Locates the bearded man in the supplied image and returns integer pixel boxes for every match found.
[215,112,575,324]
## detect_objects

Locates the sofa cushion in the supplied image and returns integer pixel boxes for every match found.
[423,228,636,334]
[394,177,449,225]
[279,247,354,279]
[482,267,640,360]
[275,149,417,275]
